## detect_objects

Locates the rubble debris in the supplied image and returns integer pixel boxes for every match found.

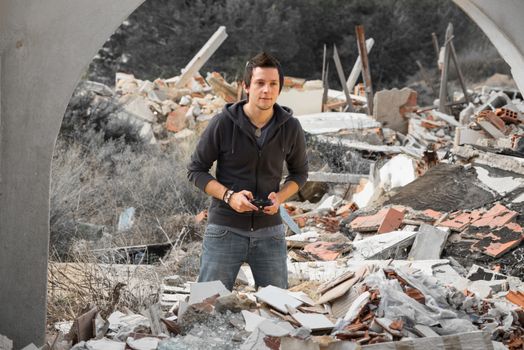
[56,42,524,350]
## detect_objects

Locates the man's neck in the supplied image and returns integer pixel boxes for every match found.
[243,101,274,128]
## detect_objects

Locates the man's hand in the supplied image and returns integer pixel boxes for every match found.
[229,190,258,213]
[263,192,281,215]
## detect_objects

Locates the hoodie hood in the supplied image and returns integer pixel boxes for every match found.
[222,100,293,154]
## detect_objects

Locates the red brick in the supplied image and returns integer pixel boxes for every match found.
[166,106,189,132]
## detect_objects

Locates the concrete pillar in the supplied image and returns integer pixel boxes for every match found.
[0,1,144,347]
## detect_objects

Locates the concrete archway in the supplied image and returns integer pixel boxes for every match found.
[0,1,144,346]
[0,0,522,347]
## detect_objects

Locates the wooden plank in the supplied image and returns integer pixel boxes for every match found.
[449,40,470,104]
[346,38,374,93]
[438,23,453,114]
[170,26,228,88]
[333,45,354,112]
[355,25,374,115]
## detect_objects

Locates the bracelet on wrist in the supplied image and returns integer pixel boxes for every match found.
[223,189,234,204]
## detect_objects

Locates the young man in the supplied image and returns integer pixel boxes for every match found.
[187,52,308,290]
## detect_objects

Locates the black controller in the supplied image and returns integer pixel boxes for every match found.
[250,198,273,210]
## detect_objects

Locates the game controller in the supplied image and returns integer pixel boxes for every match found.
[250,198,273,210]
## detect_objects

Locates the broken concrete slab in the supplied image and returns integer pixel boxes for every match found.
[291,313,334,331]
[351,230,417,260]
[474,166,524,195]
[455,127,485,146]
[254,285,303,314]
[188,280,231,304]
[408,224,450,260]
[373,88,417,134]
[241,310,268,332]
[453,145,524,176]
[295,112,380,134]
[278,89,324,116]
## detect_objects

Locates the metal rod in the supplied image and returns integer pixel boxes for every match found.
[355,25,374,115]
[332,44,354,112]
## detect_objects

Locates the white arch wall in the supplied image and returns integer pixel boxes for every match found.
[0,1,144,347]
[454,0,524,93]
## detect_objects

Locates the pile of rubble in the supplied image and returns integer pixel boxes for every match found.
[27,25,524,350]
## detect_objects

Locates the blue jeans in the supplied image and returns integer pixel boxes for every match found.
[198,225,288,290]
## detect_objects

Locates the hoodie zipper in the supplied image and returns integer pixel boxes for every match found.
[251,148,262,231]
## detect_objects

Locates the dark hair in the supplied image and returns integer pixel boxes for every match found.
[243,52,284,93]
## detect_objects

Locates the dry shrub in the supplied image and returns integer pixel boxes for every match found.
[50,131,208,259]
[47,249,161,325]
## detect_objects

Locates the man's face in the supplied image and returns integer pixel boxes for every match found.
[244,67,280,111]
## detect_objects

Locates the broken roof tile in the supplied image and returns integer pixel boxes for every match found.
[349,208,404,234]
[303,241,351,261]
[470,203,518,228]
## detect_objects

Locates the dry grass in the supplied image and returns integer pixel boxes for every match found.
[47,249,161,325]
[50,133,207,258]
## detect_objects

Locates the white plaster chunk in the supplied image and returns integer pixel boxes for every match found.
[188,280,231,304]
[242,310,268,332]
[291,313,334,331]
[513,192,524,203]
[379,154,417,191]
[352,180,375,209]
[86,338,125,350]
[254,285,303,314]
[475,166,524,195]
[126,337,160,350]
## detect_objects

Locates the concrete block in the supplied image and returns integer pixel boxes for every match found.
[373,88,417,134]
[408,224,450,260]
